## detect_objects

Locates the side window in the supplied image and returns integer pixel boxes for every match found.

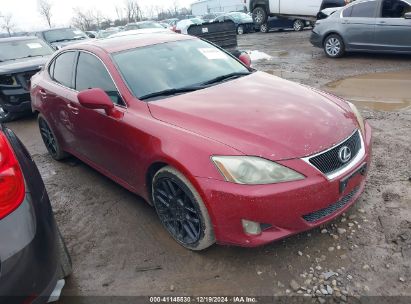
[381,0,411,17]
[75,52,123,105]
[350,1,378,17]
[53,52,76,88]
[342,6,353,17]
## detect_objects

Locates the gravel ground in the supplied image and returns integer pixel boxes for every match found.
[5,30,411,302]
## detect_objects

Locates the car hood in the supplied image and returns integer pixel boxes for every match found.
[148,72,358,160]
[0,56,50,74]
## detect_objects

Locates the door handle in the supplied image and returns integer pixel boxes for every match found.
[67,103,79,114]
[39,89,47,99]
[378,21,386,24]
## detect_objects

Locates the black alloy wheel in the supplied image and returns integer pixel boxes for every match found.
[38,115,68,160]
[152,167,215,250]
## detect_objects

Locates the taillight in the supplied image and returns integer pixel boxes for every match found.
[0,132,25,220]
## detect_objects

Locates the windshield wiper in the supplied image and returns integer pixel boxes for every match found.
[140,86,203,100]
[50,38,72,43]
[200,72,251,86]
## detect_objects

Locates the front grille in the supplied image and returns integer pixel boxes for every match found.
[302,187,359,223]
[309,130,361,175]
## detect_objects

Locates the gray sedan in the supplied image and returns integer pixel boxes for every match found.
[311,0,411,57]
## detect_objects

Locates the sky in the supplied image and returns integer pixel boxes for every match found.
[0,0,195,32]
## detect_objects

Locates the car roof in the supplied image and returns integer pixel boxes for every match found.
[0,36,39,43]
[38,27,81,33]
[64,33,195,54]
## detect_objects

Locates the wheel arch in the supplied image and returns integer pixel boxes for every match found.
[250,0,270,13]
[322,31,345,47]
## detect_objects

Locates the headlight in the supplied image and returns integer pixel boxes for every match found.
[348,102,365,135]
[211,156,305,185]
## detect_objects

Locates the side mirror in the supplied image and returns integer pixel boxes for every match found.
[405,12,411,19]
[78,88,116,116]
[238,52,252,67]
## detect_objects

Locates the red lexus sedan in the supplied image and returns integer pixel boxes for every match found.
[30,33,372,250]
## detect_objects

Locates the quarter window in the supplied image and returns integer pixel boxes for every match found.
[381,0,411,17]
[75,52,123,105]
[350,1,378,17]
[52,51,76,88]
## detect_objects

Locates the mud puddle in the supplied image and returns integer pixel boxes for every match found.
[323,70,411,111]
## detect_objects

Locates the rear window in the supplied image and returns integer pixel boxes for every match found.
[43,28,88,43]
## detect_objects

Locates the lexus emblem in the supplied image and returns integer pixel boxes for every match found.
[338,146,352,163]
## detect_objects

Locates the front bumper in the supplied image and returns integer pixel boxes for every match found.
[0,88,32,114]
[196,123,372,247]
[310,31,323,48]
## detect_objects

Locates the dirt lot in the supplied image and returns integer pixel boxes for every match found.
[6,30,411,302]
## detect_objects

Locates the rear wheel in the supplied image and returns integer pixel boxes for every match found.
[0,104,15,123]
[324,34,345,58]
[152,166,215,251]
[293,19,305,32]
[260,23,269,33]
[252,6,268,25]
[38,114,68,160]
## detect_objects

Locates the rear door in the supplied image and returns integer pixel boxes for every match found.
[341,0,379,50]
[278,0,323,16]
[40,51,78,147]
[375,0,411,51]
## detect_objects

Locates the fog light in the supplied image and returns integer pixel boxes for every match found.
[242,219,262,235]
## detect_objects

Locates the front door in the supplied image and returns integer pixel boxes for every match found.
[375,0,411,52]
[341,0,379,50]
[68,51,137,186]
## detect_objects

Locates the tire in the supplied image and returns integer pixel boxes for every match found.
[57,228,72,279]
[0,104,15,123]
[324,34,345,58]
[253,6,268,25]
[293,19,305,32]
[260,23,269,33]
[152,166,215,251]
[237,25,244,35]
[38,114,69,160]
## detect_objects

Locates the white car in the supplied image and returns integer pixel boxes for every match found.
[175,18,204,34]
[108,28,173,38]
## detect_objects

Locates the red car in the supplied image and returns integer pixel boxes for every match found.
[30,33,372,250]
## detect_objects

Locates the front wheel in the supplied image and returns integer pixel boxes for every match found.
[293,19,305,32]
[152,166,215,251]
[260,23,269,33]
[324,34,345,58]
[0,104,15,123]
[252,7,267,25]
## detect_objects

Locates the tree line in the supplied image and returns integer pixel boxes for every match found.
[0,0,192,36]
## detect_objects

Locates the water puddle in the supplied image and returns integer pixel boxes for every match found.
[323,70,411,112]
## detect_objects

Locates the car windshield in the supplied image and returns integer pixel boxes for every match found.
[43,28,88,43]
[190,18,204,24]
[228,12,253,22]
[128,22,164,30]
[98,30,119,39]
[0,39,54,62]
[113,39,250,100]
